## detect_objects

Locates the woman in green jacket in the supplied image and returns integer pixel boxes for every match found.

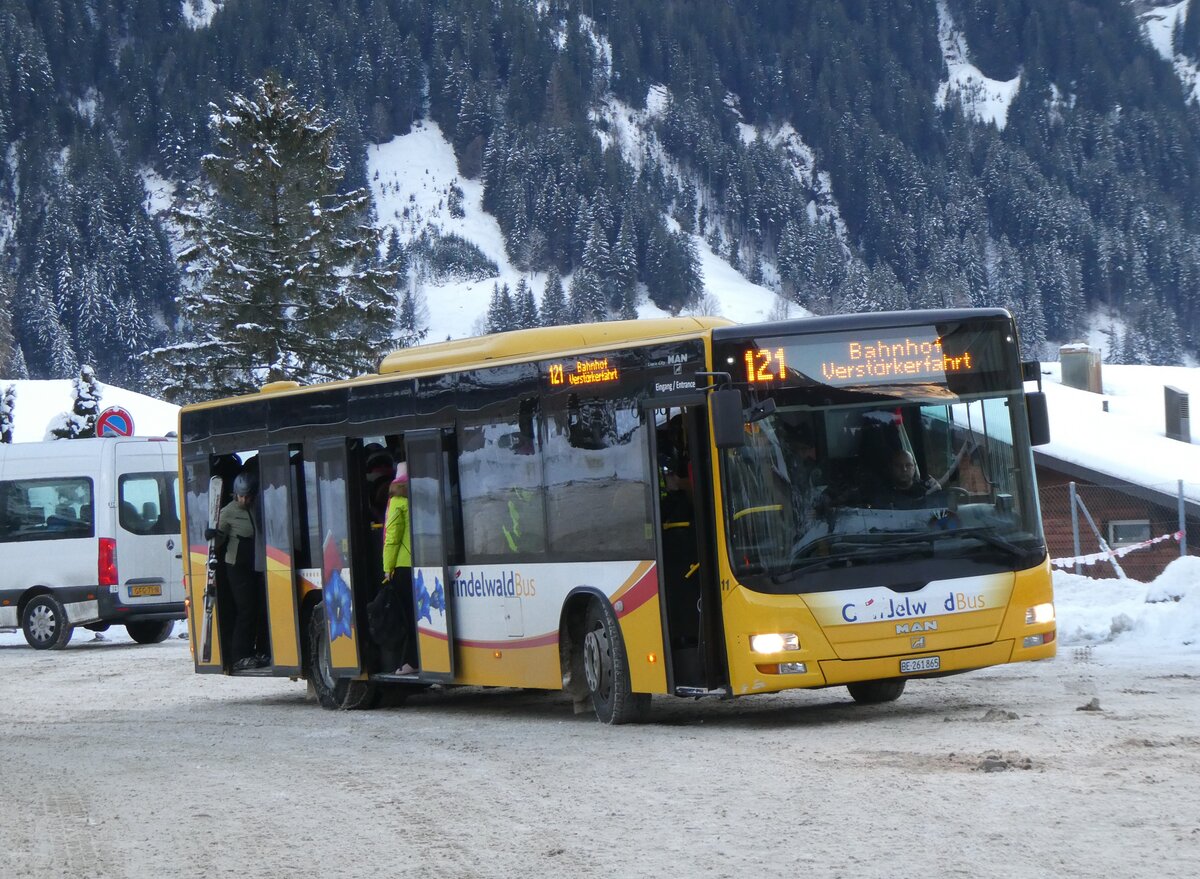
[381,466,417,675]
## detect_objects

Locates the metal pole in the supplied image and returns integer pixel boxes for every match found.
[1070,481,1081,575]
[1180,479,1188,558]
[1075,492,1127,580]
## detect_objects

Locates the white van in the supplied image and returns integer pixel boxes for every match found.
[0,437,185,649]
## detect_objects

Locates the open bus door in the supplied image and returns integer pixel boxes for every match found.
[650,402,728,694]
[405,429,458,683]
[184,452,224,673]
[256,445,303,675]
[310,437,366,678]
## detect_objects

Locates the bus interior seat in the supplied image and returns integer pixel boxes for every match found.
[79,504,92,523]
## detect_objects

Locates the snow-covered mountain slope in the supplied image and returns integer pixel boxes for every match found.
[1134,0,1200,102]
[367,121,789,343]
[935,1,1022,129]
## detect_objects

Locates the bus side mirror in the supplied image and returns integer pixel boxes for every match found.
[710,389,745,449]
[1026,391,1050,446]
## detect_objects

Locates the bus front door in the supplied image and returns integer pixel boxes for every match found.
[257,445,303,675]
[652,404,726,693]
[405,429,458,683]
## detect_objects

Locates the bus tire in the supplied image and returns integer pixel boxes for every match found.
[581,599,650,724]
[306,601,378,711]
[847,679,906,704]
[21,594,74,650]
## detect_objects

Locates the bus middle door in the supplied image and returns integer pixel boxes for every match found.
[256,445,303,674]
[405,429,458,683]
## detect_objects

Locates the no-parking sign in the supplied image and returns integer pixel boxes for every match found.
[96,406,135,437]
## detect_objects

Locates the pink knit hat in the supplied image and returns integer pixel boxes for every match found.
[391,462,408,485]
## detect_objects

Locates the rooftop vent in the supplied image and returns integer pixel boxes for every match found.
[1165,386,1191,443]
[1059,344,1102,393]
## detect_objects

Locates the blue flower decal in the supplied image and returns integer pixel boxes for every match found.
[431,578,445,618]
[414,569,433,625]
[324,568,354,641]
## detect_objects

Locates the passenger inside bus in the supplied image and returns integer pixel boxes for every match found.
[373,463,417,676]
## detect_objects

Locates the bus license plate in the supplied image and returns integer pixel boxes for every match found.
[900,656,940,674]
[129,584,162,597]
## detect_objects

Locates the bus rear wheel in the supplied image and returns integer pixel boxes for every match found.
[22,594,73,650]
[847,679,906,704]
[581,600,650,725]
[126,621,174,644]
[306,601,378,710]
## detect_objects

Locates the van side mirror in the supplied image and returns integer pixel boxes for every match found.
[710,389,745,449]
[1026,391,1050,446]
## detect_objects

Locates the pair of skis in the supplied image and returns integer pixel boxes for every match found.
[199,476,222,663]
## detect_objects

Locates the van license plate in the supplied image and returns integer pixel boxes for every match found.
[129,584,162,597]
[900,656,940,674]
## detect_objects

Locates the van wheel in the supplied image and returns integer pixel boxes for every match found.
[847,679,906,704]
[22,595,74,650]
[306,602,377,710]
[581,599,650,724]
[126,621,175,644]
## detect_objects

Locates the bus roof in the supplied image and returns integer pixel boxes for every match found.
[378,316,733,378]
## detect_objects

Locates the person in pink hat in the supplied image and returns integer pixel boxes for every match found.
[379,463,417,675]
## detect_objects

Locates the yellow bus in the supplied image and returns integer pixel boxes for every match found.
[179,308,1056,721]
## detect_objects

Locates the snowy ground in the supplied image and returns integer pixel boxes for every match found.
[1,561,1198,878]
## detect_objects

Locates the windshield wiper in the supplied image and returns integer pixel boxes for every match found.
[943,526,1029,559]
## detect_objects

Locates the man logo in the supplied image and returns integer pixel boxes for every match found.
[911,636,926,649]
[895,620,938,634]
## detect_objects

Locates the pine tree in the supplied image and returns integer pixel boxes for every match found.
[50,364,101,440]
[486,282,516,332]
[514,278,539,329]
[0,385,15,444]
[152,78,396,402]
[540,266,570,327]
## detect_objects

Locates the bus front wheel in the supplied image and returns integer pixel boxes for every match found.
[306,602,378,711]
[581,600,650,725]
[22,594,73,650]
[847,679,906,704]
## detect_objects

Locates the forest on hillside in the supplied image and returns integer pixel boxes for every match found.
[3,0,1200,394]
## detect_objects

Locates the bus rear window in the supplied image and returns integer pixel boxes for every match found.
[119,473,180,536]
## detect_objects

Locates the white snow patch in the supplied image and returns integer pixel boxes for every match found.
[1134,1,1200,103]
[0,380,179,444]
[935,1,1021,130]
[181,0,223,29]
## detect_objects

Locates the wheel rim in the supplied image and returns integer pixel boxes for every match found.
[582,625,611,698]
[28,603,57,643]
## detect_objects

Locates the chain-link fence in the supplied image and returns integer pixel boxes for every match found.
[1038,480,1200,582]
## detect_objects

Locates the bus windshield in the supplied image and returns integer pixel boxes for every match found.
[721,387,1046,593]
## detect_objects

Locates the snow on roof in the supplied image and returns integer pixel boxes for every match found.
[0,379,179,443]
[1039,361,1200,505]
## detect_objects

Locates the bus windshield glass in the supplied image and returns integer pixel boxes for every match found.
[716,318,1046,593]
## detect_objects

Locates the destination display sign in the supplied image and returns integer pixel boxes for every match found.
[546,356,621,388]
[732,324,1011,390]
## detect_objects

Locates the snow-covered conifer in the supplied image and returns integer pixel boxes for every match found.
[0,384,15,444]
[486,283,516,333]
[540,266,570,327]
[152,77,396,402]
[50,364,101,440]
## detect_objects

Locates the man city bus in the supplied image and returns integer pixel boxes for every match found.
[178,308,1055,722]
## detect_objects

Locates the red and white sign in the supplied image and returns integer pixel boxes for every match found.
[96,406,135,437]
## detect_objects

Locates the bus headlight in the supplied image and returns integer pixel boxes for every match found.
[1025,603,1055,625]
[750,633,799,653]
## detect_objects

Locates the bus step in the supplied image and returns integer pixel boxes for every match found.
[674,686,729,699]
